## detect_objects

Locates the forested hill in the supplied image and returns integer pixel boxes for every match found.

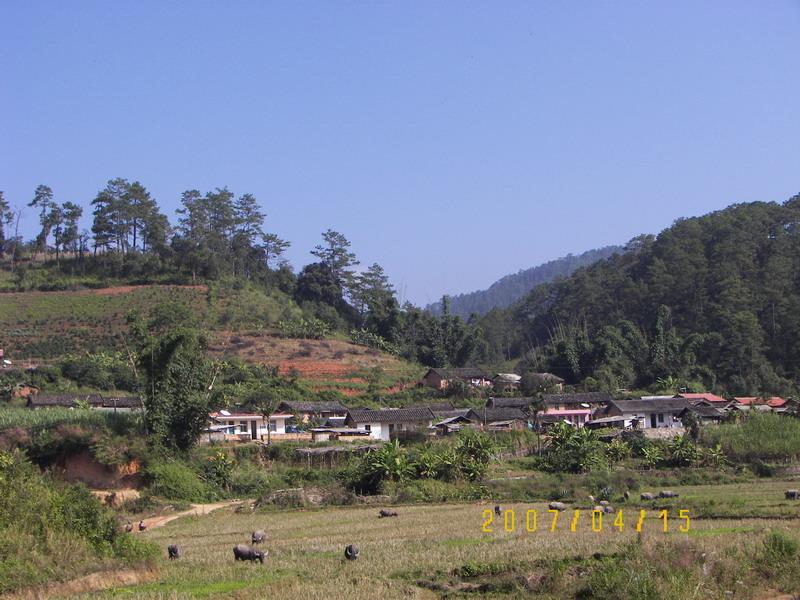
[427,246,623,318]
[493,195,800,396]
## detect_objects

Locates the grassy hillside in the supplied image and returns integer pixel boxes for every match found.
[0,284,420,393]
[0,285,209,360]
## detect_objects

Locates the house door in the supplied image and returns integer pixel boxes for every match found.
[650,414,657,428]
[250,421,258,440]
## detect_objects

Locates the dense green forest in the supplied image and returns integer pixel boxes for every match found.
[481,195,800,396]
[426,246,622,318]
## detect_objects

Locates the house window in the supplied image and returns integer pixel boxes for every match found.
[363,424,371,432]
[657,413,664,424]
[239,420,248,433]
[269,420,277,432]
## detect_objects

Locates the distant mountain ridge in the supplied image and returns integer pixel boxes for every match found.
[426,246,623,318]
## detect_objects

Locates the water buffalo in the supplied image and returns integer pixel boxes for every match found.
[659,491,679,499]
[379,509,398,518]
[548,501,567,511]
[785,490,800,500]
[251,530,266,544]
[344,544,359,560]
[167,544,181,559]
[640,493,655,500]
[233,544,265,563]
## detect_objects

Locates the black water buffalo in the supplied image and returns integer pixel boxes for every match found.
[233,544,265,563]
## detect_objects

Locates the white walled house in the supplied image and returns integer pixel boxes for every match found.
[209,410,293,440]
[599,398,691,429]
[344,407,435,441]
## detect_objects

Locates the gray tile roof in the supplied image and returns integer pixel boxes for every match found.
[346,407,435,424]
[543,392,614,406]
[608,398,691,413]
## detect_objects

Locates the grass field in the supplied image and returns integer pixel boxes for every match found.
[66,478,800,600]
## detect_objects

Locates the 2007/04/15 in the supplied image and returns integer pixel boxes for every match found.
[482,508,691,533]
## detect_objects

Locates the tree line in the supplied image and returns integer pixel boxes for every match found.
[0,180,487,370]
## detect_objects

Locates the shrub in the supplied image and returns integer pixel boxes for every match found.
[146,461,215,502]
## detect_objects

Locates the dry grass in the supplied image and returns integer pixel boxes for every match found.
[65,487,800,600]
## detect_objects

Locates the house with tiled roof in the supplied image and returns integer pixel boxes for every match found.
[344,407,435,441]
[420,368,492,390]
[597,398,691,429]
[675,392,729,406]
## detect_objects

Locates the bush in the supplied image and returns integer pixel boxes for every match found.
[703,413,800,462]
[146,461,215,502]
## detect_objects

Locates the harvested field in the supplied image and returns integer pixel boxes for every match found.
[66,479,800,599]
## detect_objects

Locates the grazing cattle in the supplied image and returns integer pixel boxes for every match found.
[124,522,133,533]
[251,530,266,544]
[138,520,147,532]
[624,491,631,501]
[640,493,655,501]
[548,501,567,511]
[344,544,359,561]
[602,505,615,514]
[494,505,501,517]
[659,491,679,499]
[599,500,610,507]
[588,495,596,504]
[233,544,265,563]
[378,509,398,518]
[785,490,800,500]
[593,505,604,513]
[167,544,181,559]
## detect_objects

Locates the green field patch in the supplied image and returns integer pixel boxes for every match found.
[687,526,758,537]
[105,570,297,598]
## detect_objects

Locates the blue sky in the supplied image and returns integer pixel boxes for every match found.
[1,1,798,305]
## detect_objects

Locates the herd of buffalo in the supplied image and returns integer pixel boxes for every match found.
[126,490,800,563]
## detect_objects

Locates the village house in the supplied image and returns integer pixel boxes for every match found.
[679,404,724,424]
[344,407,435,441]
[733,396,787,409]
[675,392,729,407]
[27,393,143,412]
[430,408,481,436]
[420,368,492,390]
[209,409,294,441]
[597,398,691,429]
[276,400,348,424]
[492,373,522,393]
[474,406,528,431]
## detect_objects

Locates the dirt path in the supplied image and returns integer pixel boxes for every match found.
[137,500,242,531]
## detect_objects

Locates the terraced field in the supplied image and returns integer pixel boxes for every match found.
[0,285,420,393]
[66,479,800,600]
[0,286,209,359]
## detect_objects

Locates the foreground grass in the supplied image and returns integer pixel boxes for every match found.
[66,478,800,600]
